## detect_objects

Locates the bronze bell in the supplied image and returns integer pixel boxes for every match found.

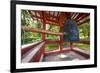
[63,19,79,42]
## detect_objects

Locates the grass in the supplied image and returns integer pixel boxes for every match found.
[74,43,90,51]
[45,44,59,52]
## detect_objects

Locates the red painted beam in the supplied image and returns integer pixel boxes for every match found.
[45,12,59,18]
[73,13,79,19]
[29,11,63,27]
[46,18,59,23]
[74,13,84,21]
[32,15,42,19]
[41,11,46,57]
[76,13,89,22]
[71,13,77,19]
[78,19,90,25]
[46,22,63,27]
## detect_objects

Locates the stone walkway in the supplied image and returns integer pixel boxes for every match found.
[43,51,88,62]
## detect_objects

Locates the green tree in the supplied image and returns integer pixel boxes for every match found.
[21,10,42,45]
[79,22,90,39]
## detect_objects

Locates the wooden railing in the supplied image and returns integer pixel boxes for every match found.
[21,26,63,62]
[72,47,90,59]
[21,41,45,63]
[76,39,90,44]
[21,26,90,62]
[45,40,60,44]
[21,26,62,36]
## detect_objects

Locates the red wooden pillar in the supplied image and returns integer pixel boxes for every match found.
[58,13,63,54]
[59,27,63,53]
[42,11,46,55]
[59,35,63,53]
[70,42,73,50]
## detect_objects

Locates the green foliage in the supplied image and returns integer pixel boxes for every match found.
[79,22,90,39]
[46,35,58,40]
[46,24,60,32]
[21,10,42,45]
[45,44,59,52]
[21,10,60,45]
[21,10,32,26]
[21,31,41,45]
[32,20,42,29]
[46,24,60,40]
[21,10,42,28]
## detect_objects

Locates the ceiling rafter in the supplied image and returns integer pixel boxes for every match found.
[77,13,89,22]
[78,15,90,25]
[28,10,90,27]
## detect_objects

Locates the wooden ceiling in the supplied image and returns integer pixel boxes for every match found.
[28,10,90,28]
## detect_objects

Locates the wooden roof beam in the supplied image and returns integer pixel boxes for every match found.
[58,12,67,27]
[78,15,90,25]
[32,15,42,19]
[45,13,59,18]
[76,13,90,22]
[78,19,90,25]
[46,22,63,27]
[29,14,60,25]
[30,18,63,27]
[73,13,79,19]
[46,18,59,23]
[71,13,77,19]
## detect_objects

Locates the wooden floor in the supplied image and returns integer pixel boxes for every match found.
[43,51,88,62]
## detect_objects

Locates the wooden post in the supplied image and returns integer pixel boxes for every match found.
[59,35,63,53]
[70,42,73,50]
[42,11,46,55]
[59,27,63,53]
[58,15,64,54]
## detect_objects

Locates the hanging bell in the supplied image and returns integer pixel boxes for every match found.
[63,19,79,42]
